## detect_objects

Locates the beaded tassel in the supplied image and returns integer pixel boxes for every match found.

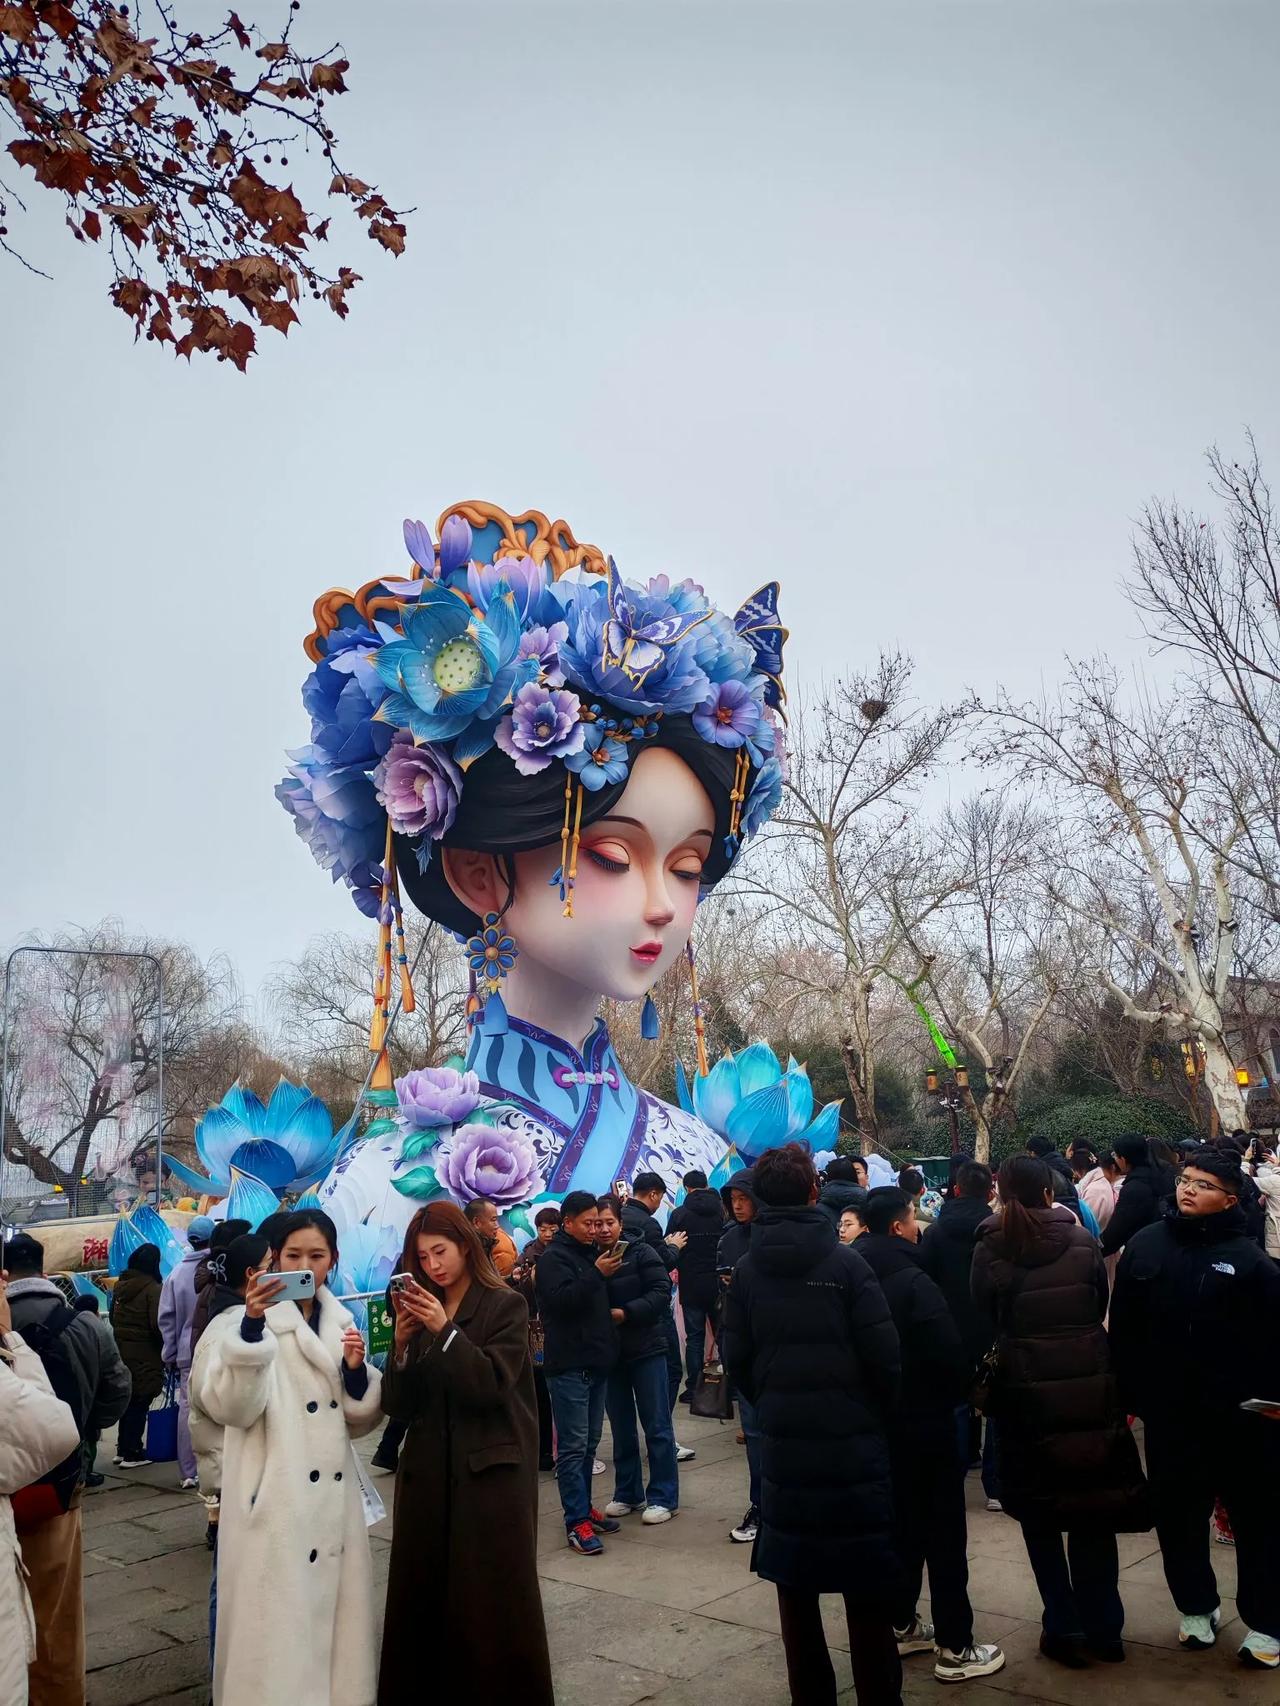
[562,780,584,918]
[686,940,709,1077]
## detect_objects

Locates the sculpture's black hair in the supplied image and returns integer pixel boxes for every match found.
[396,714,746,936]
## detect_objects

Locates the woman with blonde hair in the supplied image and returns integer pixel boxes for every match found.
[378,1201,552,1704]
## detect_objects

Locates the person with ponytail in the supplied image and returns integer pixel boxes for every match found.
[971,1157,1148,1670]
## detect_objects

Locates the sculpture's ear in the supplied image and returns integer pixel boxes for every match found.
[441,846,506,920]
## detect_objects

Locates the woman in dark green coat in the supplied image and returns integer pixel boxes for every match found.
[109,1243,164,1465]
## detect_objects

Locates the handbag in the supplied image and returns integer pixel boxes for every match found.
[970,1268,1029,1416]
[690,1354,735,1420]
[145,1369,180,1463]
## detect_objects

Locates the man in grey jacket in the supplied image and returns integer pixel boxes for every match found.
[3,1232,130,1706]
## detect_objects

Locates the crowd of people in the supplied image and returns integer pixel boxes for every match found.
[2,1122,1280,1705]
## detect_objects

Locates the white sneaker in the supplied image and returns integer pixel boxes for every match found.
[642,1504,674,1524]
[1179,1608,1222,1649]
[117,1457,151,1470]
[730,1505,759,1543]
[675,1442,696,1462]
[934,1643,1006,1682]
[894,1617,936,1656]
[604,1500,641,1517]
[591,1457,605,1475]
[1239,1630,1280,1669]
[985,1497,1002,1512]
[179,1477,199,1491]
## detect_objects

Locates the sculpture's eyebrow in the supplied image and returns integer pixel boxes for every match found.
[592,815,713,843]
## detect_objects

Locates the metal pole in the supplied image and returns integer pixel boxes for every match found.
[0,945,165,1216]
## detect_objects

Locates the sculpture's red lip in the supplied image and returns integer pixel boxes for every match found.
[631,942,663,965]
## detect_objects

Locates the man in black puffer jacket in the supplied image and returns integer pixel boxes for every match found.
[921,1161,1000,1504]
[593,1195,681,1524]
[535,1191,621,1553]
[1100,1134,1176,1256]
[858,1190,1006,1684]
[1111,1150,1280,1666]
[816,1156,868,1228]
[722,1143,903,1705]
[621,1172,686,1413]
[717,1167,761,1542]
[666,1170,725,1399]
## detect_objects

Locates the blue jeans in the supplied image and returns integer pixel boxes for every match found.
[546,1369,608,1530]
[1020,1524,1124,1641]
[682,1300,710,1391]
[954,1404,1000,1502]
[738,1393,762,1508]
[607,1354,679,1511]
[663,1309,683,1410]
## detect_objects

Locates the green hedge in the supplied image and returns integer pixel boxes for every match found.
[1016,1095,1198,1152]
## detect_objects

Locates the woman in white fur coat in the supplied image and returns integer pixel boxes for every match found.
[190,1210,383,1706]
[1,1273,81,1706]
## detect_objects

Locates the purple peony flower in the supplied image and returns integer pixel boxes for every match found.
[517,621,569,685]
[434,1122,544,1206]
[466,553,550,622]
[493,682,585,776]
[396,1065,482,1131]
[556,574,711,715]
[373,729,463,839]
[692,678,763,748]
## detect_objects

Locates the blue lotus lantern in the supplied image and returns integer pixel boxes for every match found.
[164,1080,354,1211]
[676,1042,842,1165]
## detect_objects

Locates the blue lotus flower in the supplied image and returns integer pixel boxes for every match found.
[372,583,539,757]
[276,746,385,888]
[675,1042,842,1162]
[555,575,711,716]
[164,1080,349,1201]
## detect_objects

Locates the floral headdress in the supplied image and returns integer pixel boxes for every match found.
[277,502,788,1072]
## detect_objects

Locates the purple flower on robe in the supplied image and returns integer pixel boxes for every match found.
[692,678,762,748]
[493,683,584,776]
[434,1122,544,1206]
[373,729,463,839]
[396,1066,482,1131]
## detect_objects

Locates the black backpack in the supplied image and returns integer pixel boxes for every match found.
[16,1304,85,1516]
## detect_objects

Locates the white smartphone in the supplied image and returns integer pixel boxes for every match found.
[388,1272,415,1296]
[267,1269,315,1304]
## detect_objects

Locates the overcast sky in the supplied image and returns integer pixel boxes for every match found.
[4,0,1278,1011]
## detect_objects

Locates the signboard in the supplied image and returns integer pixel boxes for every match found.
[367,1295,395,1359]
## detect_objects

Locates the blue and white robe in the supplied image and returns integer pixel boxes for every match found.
[318,1016,721,1256]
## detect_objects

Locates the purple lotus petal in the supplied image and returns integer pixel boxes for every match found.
[517,621,569,686]
[466,554,550,622]
[433,1121,544,1207]
[396,1065,482,1131]
[403,518,436,574]
[439,515,473,577]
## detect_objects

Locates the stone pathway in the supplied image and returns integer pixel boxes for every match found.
[81,1411,1267,1704]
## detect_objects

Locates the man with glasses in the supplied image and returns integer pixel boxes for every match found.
[1110,1149,1280,1670]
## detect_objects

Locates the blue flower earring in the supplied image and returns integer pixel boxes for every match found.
[465,911,517,1035]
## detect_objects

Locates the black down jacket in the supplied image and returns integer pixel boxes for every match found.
[721,1205,902,1596]
[920,1192,995,1368]
[667,1188,726,1310]
[1099,1162,1175,1257]
[855,1234,968,1445]
[1109,1202,1280,1423]
[534,1230,618,1376]
[716,1168,757,1272]
[972,1207,1149,1532]
[602,1239,673,1363]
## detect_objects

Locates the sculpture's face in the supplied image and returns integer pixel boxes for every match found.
[506,746,713,1002]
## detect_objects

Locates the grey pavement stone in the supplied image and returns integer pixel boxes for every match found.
[86,1642,208,1706]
